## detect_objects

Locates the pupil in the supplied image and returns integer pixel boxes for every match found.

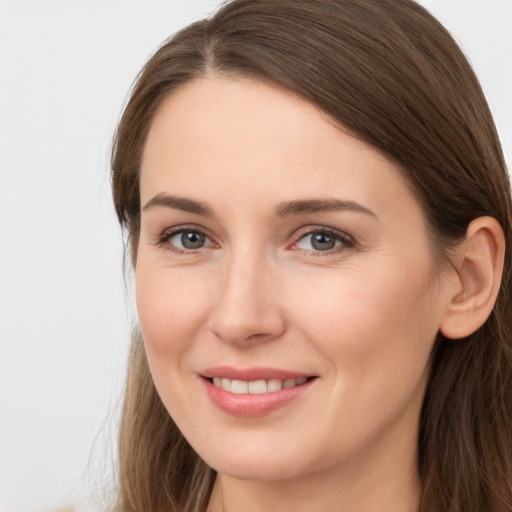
[181,231,205,249]
[311,233,335,251]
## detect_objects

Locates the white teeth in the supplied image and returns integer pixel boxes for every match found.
[231,380,249,394]
[249,380,267,394]
[211,377,308,394]
[221,378,231,391]
[283,378,296,389]
[267,379,282,392]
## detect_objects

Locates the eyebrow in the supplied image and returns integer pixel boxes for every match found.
[142,193,214,217]
[275,198,377,218]
[142,194,377,219]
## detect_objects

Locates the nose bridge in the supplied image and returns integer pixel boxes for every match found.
[209,243,285,345]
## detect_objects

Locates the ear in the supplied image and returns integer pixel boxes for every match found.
[440,216,505,340]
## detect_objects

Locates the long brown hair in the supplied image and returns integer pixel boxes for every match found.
[111,1,512,510]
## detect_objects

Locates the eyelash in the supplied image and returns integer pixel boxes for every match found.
[156,225,356,255]
[291,227,356,255]
[156,225,215,254]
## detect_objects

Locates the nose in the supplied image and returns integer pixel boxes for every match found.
[208,250,286,346]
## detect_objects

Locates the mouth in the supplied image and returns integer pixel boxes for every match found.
[200,368,318,417]
[204,376,316,394]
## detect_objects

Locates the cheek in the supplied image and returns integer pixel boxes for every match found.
[285,261,440,458]
[289,258,440,388]
[135,264,212,359]
[134,263,215,426]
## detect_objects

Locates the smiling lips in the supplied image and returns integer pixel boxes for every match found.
[212,376,308,394]
[201,367,316,417]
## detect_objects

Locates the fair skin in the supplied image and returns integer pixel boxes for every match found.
[135,76,502,512]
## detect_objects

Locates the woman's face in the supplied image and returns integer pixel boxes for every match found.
[136,76,458,481]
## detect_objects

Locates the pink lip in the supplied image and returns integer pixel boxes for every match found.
[200,367,317,418]
[201,366,310,381]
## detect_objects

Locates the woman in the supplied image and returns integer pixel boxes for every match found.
[110,0,512,511]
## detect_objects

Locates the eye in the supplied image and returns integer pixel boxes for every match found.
[293,229,354,253]
[159,228,215,252]
[172,231,207,249]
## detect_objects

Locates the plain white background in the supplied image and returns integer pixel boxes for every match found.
[0,1,510,511]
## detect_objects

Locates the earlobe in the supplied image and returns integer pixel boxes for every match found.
[440,217,505,340]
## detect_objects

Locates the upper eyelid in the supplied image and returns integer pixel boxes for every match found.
[159,224,212,238]
[292,225,355,242]
[155,224,215,248]
[289,226,357,252]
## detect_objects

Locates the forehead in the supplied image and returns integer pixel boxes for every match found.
[140,75,421,227]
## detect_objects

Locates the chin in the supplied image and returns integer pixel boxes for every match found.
[211,459,303,482]
[198,441,307,481]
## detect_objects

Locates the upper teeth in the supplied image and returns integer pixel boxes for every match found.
[212,377,307,394]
